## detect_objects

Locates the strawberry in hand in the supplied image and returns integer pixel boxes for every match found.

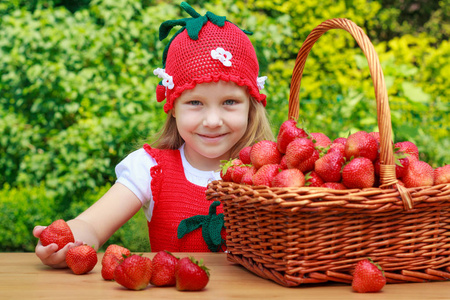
[39,219,75,251]
[175,257,210,291]
[352,258,386,293]
[66,244,98,275]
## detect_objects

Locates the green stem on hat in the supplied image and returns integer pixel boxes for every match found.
[159,2,252,68]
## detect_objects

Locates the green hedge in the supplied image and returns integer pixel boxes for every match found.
[0,184,55,251]
[0,183,149,252]
[1,0,448,251]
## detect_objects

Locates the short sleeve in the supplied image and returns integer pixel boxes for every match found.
[115,148,156,206]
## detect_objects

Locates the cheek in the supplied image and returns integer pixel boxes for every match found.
[228,111,249,135]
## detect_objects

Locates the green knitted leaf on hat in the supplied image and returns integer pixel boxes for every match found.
[177,201,225,252]
[159,2,251,68]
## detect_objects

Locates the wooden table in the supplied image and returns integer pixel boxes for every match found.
[1,253,449,299]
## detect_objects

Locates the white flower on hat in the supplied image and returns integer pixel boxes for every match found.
[257,76,268,90]
[153,68,174,89]
[211,47,232,67]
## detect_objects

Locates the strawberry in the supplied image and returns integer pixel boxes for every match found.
[102,255,121,280]
[250,140,282,169]
[175,257,210,291]
[403,160,434,188]
[394,141,419,163]
[345,131,378,161]
[310,132,331,150]
[220,159,242,182]
[374,159,380,175]
[434,165,450,185]
[374,155,410,179]
[150,251,179,287]
[238,146,252,164]
[352,258,386,293]
[321,182,346,190]
[40,219,75,251]
[101,244,131,280]
[114,254,153,290]
[342,157,375,189]
[314,151,345,182]
[66,245,98,275]
[296,149,320,173]
[231,164,252,184]
[305,171,324,187]
[369,132,380,145]
[271,169,305,187]
[333,137,347,146]
[241,166,257,185]
[252,164,281,186]
[280,155,288,169]
[285,138,315,170]
[327,142,345,156]
[276,120,308,154]
[395,156,410,178]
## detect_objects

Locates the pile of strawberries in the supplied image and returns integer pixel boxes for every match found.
[40,219,389,293]
[221,119,450,189]
[101,245,209,291]
[39,219,210,291]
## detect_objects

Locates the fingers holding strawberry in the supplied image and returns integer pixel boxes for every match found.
[35,238,83,269]
[34,220,83,269]
[39,219,75,251]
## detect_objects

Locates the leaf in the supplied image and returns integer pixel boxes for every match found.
[401,82,431,103]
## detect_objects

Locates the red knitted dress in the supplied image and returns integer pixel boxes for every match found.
[143,144,225,252]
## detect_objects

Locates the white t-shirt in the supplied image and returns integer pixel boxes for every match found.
[115,144,222,222]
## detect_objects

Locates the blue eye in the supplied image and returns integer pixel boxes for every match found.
[224,99,236,105]
[189,100,202,106]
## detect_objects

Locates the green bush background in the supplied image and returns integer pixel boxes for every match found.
[1,0,449,252]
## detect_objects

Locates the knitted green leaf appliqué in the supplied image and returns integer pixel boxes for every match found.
[158,2,251,68]
[177,201,225,252]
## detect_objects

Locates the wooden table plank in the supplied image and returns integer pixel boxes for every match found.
[0,253,449,299]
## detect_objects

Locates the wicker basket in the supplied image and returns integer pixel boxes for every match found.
[206,18,450,287]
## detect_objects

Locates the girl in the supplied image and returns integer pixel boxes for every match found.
[33,2,274,268]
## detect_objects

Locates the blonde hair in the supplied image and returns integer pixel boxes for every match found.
[150,98,274,159]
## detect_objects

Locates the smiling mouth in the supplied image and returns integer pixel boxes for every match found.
[198,133,228,140]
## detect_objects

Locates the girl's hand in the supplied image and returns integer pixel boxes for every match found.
[33,225,83,268]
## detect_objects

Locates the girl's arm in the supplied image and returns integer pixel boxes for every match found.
[33,182,142,268]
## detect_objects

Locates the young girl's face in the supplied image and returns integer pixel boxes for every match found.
[172,80,250,171]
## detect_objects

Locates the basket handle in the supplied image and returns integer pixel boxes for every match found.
[288,18,413,209]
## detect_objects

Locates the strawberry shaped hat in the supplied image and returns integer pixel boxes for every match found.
[154,2,267,113]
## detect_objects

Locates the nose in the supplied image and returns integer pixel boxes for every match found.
[202,108,224,128]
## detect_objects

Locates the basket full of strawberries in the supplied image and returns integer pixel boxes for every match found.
[206,18,450,287]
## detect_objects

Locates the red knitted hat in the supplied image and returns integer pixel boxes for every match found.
[154,2,267,113]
